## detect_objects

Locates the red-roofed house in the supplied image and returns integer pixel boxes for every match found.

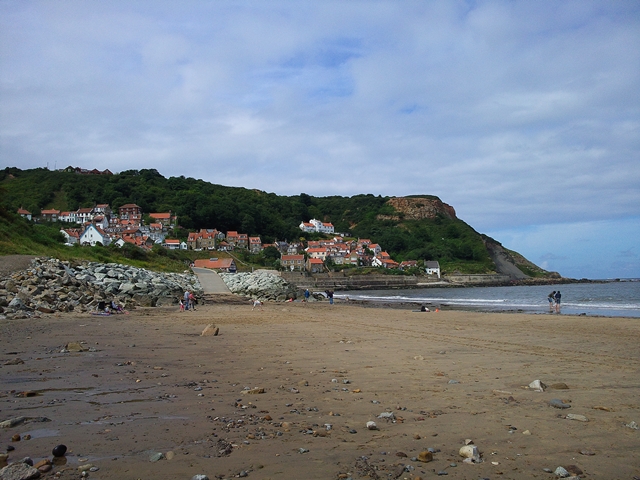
[17,208,32,221]
[60,228,81,245]
[149,212,173,226]
[249,236,262,253]
[40,209,60,222]
[307,257,324,273]
[281,254,305,271]
[193,258,237,272]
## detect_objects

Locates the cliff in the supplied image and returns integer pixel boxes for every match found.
[377,197,457,221]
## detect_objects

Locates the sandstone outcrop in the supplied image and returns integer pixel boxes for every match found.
[377,197,457,221]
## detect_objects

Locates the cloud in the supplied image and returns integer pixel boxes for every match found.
[1,1,639,277]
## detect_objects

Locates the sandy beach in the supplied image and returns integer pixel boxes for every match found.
[1,302,639,479]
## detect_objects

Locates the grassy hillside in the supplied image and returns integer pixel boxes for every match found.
[1,167,549,275]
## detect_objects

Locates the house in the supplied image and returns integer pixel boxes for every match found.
[307,257,324,273]
[299,222,316,233]
[225,231,239,246]
[94,204,112,217]
[92,215,109,230]
[149,212,173,227]
[17,208,32,221]
[76,207,95,224]
[60,228,81,245]
[163,239,181,250]
[299,219,335,234]
[372,256,399,269]
[281,254,305,271]
[193,258,237,273]
[118,204,142,224]
[368,244,382,256]
[237,233,248,249]
[399,260,418,270]
[425,261,441,278]
[119,234,154,249]
[306,247,329,260]
[40,209,60,222]
[249,236,262,253]
[80,224,111,246]
[59,211,77,223]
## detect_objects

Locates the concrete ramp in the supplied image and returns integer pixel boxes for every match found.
[191,267,232,294]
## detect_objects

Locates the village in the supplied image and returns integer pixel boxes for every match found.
[16,205,441,277]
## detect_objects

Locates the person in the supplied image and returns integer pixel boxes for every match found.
[326,290,334,305]
[188,292,197,311]
[110,300,123,313]
[304,289,310,303]
[97,300,108,313]
[420,305,430,312]
[548,291,556,312]
[184,290,190,311]
[252,299,263,311]
[554,290,562,313]
[179,298,185,312]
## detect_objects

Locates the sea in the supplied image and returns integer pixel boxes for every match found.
[335,280,640,318]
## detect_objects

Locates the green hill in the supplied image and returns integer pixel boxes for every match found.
[0,166,554,277]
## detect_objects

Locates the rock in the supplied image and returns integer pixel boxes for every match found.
[459,445,481,463]
[0,454,7,468]
[149,452,164,462]
[528,380,546,392]
[201,324,219,336]
[549,399,571,409]
[0,462,41,480]
[165,451,175,460]
[65,342,86,352]
[417,451,433,462]
[566,414,589,422]
[366,421,378,430]
[32,461,50,471]
[625,421,639,429]
[7,298,27,310]
[191,476,209,480]
[77,464,93,472]
[241,387,265,395]
[565,465,583,475]
[3,359,24,366]
[51,445,67,457]
[10,436,20,443]
[554,466,570,477]
[377,412,395,420]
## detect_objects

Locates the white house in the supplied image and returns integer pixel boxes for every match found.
[425,261,441,278]
[299,219,335,234]
[80,224,111,246]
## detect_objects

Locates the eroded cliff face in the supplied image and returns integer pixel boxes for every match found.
[378,197,457,221]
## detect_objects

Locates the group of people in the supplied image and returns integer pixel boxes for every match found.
[96,299,124,314]
[548,290,562,312]
[180,290,197,311]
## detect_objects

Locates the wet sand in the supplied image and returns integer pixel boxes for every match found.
[1,302,639,479]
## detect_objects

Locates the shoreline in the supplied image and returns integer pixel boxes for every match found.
[1,303,638,479]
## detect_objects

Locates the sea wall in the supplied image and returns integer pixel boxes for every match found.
[0,257,201,319]
[219,271,297,301]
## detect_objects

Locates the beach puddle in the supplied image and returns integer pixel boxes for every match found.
[21,428,60,439]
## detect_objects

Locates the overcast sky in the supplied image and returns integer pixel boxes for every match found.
[1,1,639,279]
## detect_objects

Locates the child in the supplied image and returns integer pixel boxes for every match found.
[252,299,263,311]
[179,298,185,312]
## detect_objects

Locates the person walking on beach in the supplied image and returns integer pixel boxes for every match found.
[188,292,197,311]
[548,291,556,312]
[326,290,334,305]
[184,290,190,311]
[554,290,562,313]
[304,289,310,304]
[252,299,263,311]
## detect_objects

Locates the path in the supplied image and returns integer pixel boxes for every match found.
[191,267,232,294]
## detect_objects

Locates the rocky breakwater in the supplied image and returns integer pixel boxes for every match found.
[0,257,201,319]
[219,271,297,302]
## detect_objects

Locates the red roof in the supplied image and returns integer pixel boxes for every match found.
[193,258,235,269]
[150,212,171,219]
[17,208,31,215]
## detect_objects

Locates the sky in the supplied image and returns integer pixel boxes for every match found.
[1,1,639,279]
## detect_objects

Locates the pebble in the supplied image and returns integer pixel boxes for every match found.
[149,452,165,462]
[417,451,433,462]
[566,414,589,422]
[437,471,448,476]
[52,444,67,457]
[448,379,460,384]
[366,421,378,430]
[298,448,309,454]
[549,399,571,409]
[191,476,209,480]
[554,466,570,477]
[0,462,41,479]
